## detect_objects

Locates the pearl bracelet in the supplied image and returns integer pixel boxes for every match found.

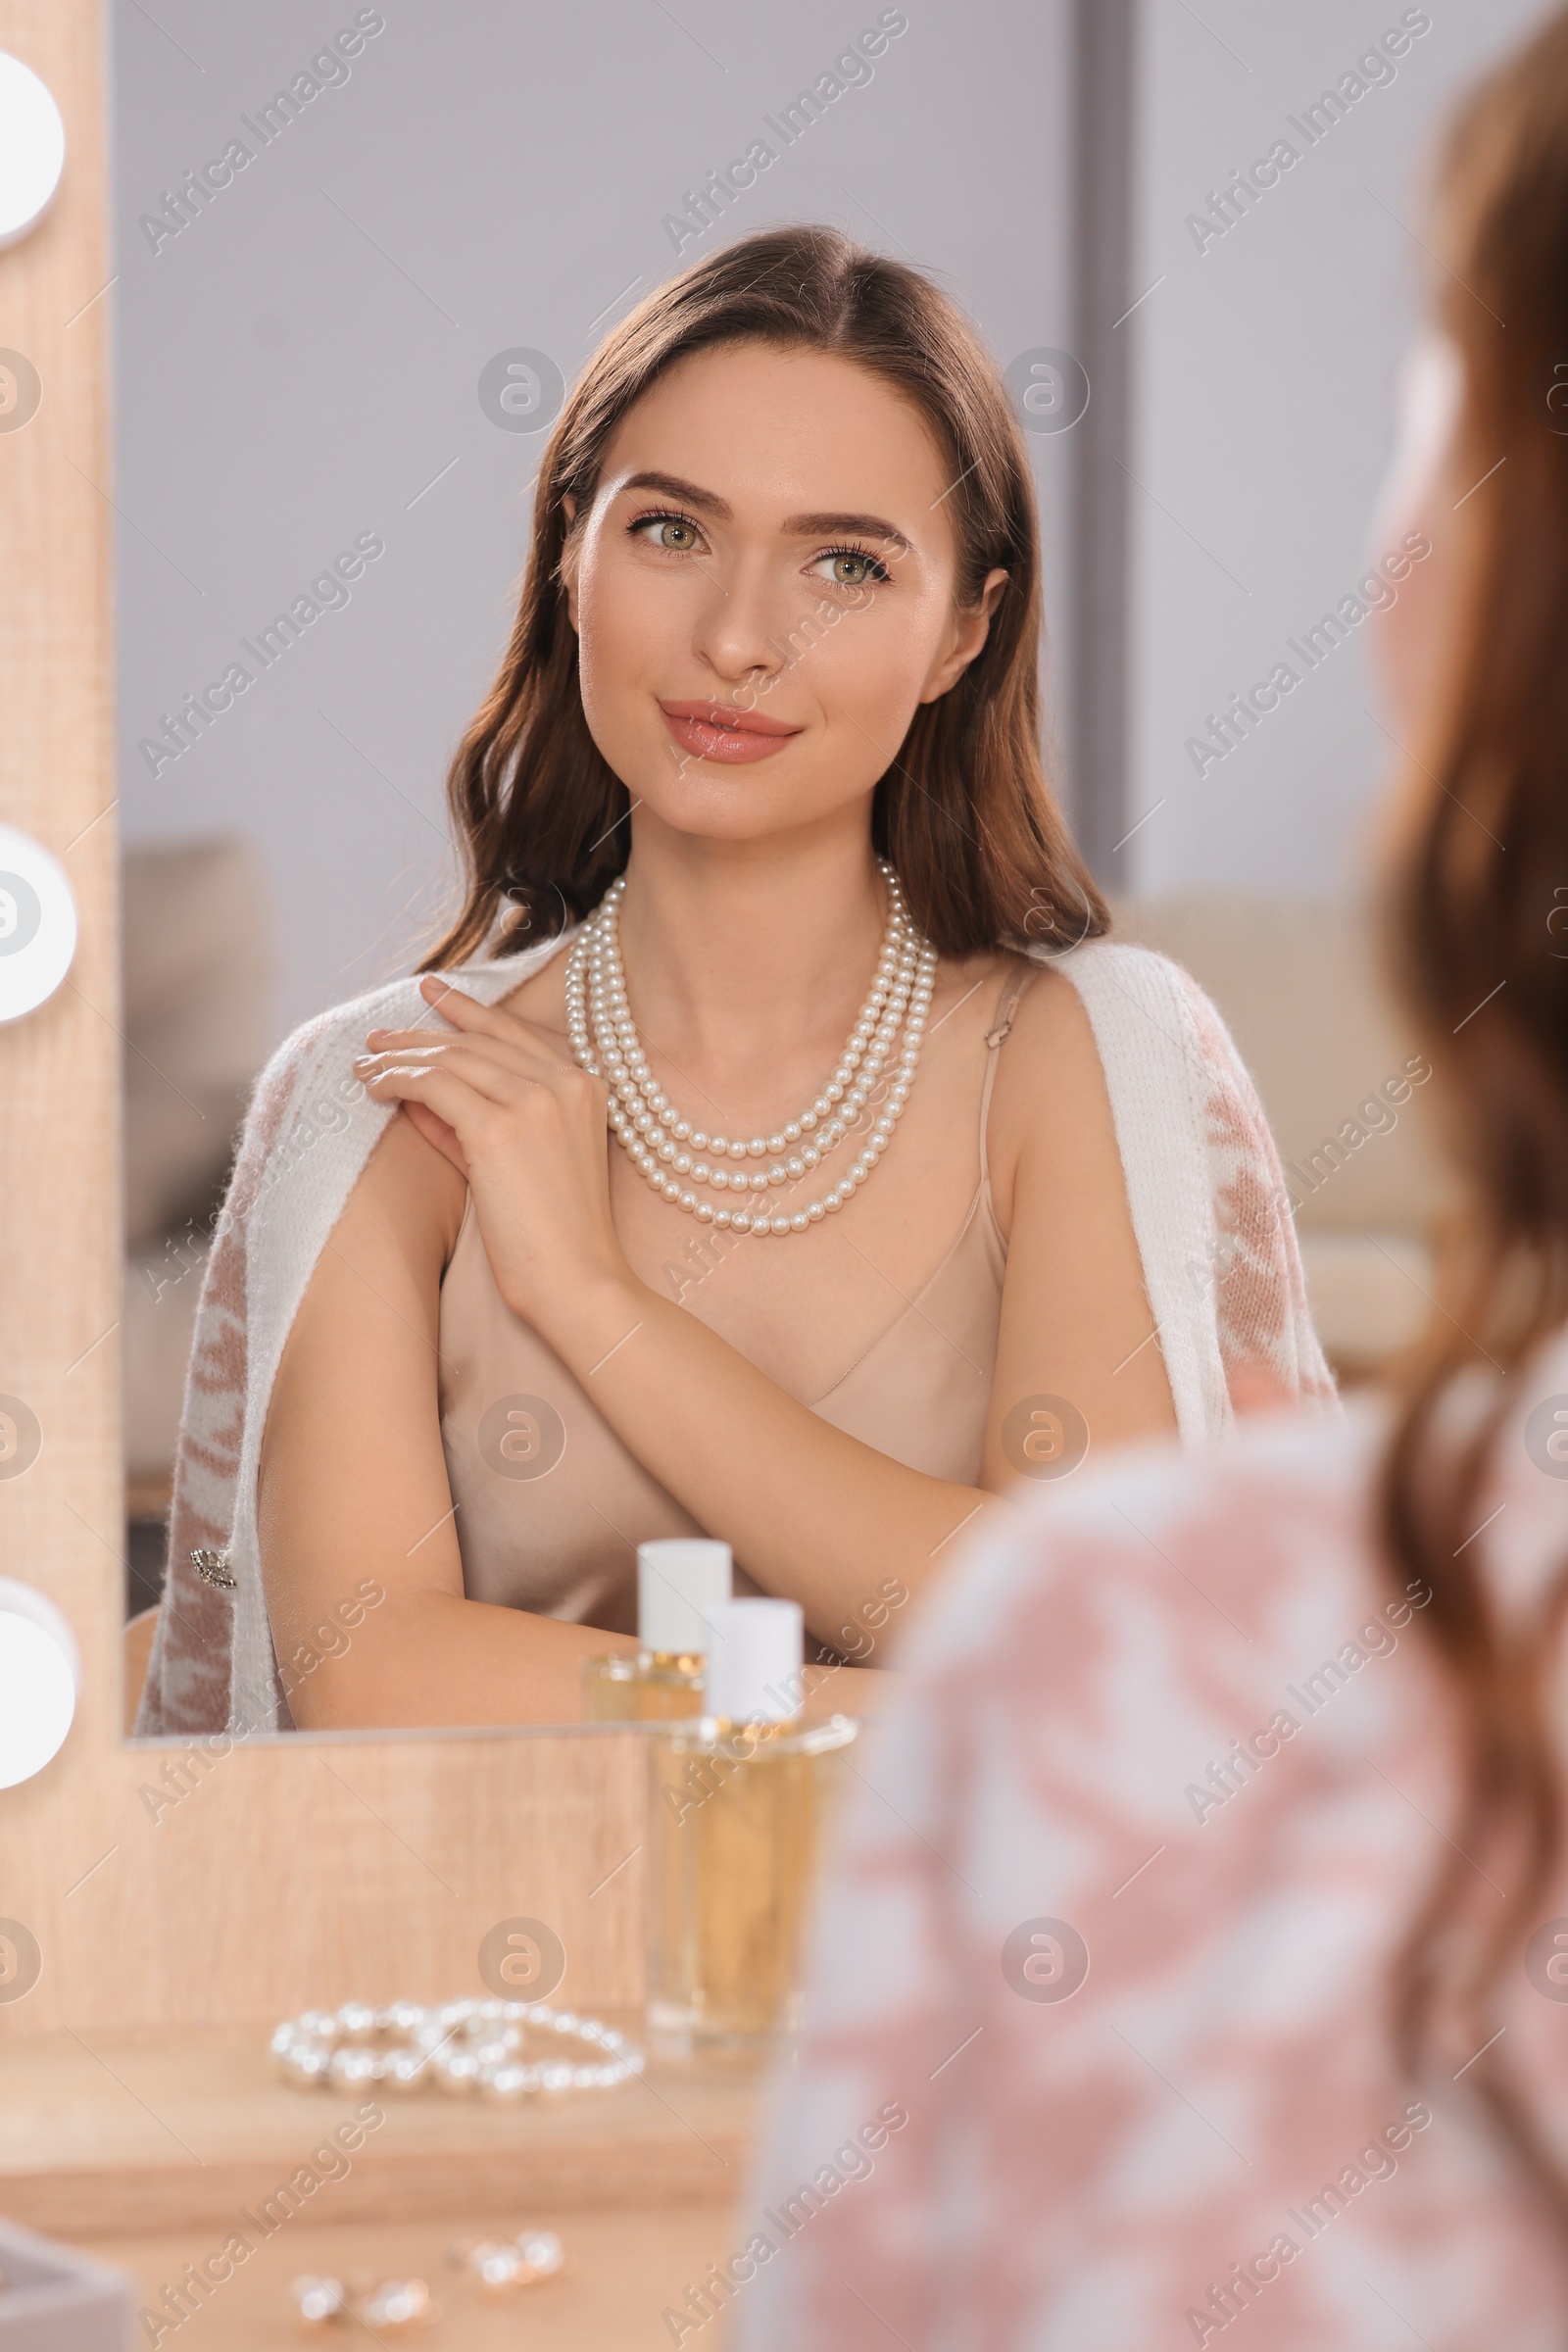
[270,1997,644,2103]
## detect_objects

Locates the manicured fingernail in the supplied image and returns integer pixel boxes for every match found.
[353,1054,373,1071]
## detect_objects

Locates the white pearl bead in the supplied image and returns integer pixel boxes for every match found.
[747,1139,766,1157]
[696,1202,714,1223]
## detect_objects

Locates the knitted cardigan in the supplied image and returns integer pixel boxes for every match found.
[135,933,1337,1737]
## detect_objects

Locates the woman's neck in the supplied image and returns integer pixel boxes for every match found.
[612,817,890,1072]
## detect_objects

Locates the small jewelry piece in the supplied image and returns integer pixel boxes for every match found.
[288,2276,434,2333]
[449,2228,566,2292]
[564,858,939,1236]
[289,2276,346,2328]
[357,2279,434,2333]
[270,1997,643,2101]
[190,1546,236,1589]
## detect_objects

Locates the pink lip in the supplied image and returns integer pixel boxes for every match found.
[658,698,803,765]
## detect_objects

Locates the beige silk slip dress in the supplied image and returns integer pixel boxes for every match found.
[434,967,1037,1630]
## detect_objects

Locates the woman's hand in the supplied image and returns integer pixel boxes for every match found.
[353,977,631,1330]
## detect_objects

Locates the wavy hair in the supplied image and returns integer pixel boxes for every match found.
[1377,3,1568,2236]
[418,223,1104,970]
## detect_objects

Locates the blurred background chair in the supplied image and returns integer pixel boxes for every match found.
[1116,895,1450,1381]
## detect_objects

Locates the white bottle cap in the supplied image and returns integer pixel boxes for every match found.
[702,1597,805,1723]
[637,1540,733,1655]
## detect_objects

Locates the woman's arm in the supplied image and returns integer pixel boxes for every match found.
[352,966,1175,1652]
[257,1111,901,1728]
[257,1112,639,1728]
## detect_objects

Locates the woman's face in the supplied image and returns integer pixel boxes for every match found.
[560,340,1005,850]
[1368,333,1463,740]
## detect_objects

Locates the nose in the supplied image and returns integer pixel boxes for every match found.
[687,548,791,694]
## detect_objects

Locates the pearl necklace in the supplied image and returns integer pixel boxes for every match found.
[564,861,938,1236]
[270,1997,643,2104]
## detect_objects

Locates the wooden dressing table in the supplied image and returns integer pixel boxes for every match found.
[0,2023,759,2343]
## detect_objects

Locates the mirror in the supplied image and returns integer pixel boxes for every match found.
[116,1,1082,1737]
[114,0,1513,1742]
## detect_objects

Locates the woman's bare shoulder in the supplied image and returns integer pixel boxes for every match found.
[983,953,1121,1234]
[342,1105,469,1272]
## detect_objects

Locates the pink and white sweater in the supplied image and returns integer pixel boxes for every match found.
[733,1339,1568,2352]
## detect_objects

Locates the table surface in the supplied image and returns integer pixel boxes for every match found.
[0,2016,766,2237]
[91,2206,740,2352]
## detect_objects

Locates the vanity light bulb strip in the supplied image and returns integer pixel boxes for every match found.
[270,1997,643,2103]
[565,858,938,1236]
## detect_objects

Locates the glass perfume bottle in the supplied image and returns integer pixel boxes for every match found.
[646,1596,858,2055]
[581,1539,732,1721]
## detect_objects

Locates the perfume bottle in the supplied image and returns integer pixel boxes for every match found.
[581,1539,733,1721]
[646,1596,858,2054]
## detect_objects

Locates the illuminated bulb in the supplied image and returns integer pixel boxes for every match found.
[0,1580,78,1788]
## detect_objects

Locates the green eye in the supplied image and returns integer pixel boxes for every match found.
[813,545,891,588]
[630,510,703,553]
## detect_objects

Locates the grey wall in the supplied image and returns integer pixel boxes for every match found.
[1119,0,1547,898]
[114,0,1554,1031]
[112,0,1076,1043]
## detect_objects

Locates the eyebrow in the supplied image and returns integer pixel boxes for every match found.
[616,471,915,556]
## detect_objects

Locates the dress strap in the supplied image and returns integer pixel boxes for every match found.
[978,961,1040,1199]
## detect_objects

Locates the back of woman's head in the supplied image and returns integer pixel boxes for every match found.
[1378,0,1568,2232]
[423,224,1103,971]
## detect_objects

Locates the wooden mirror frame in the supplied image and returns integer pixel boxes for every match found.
[0,0,644,2041]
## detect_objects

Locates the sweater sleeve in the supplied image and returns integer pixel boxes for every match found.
[1047,941,1336,1438]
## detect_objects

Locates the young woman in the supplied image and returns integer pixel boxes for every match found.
[138,228,1329,1738]
[735,19,1568,2349]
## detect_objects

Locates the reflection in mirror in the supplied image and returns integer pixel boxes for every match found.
[115,4,1457,1753]
[116,4,1106,1741]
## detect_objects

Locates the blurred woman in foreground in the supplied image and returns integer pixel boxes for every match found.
[732,12,1568,2348]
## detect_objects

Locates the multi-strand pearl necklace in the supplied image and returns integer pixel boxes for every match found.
[270,1997,642,2103]
[564,861,938,1236]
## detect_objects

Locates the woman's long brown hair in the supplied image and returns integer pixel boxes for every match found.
[1378,4,1568,2230]
[417,224,1104,971]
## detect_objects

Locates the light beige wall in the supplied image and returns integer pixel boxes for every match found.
[0,0,643,2038]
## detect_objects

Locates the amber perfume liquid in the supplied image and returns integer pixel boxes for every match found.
[646,1713,858,2052]
[581,1648,708,1722]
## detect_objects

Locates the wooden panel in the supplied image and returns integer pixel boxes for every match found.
[0,2021,758,2237]
[0,0,646,2040]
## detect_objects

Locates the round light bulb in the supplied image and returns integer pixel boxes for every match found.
[0,55,66,250]
[0,1580,78,1788]
[0,825,77,1021]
